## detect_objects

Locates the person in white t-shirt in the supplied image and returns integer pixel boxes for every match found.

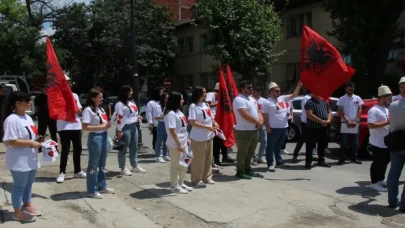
[56,78,86,183]
[393,76,405,102]
[115,85,146,176]
[233,81,263,179]
[262,81,302,172]
[164,92,193,194]
[3,92,43,222]
[188,86,219,187]
[154,92,170,163]
[146,87,164,150]
[367,85,392,192]
[337,82,364,165]
[82,89,115,199]
[251,87,268,165]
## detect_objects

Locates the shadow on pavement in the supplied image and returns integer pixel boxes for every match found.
[130,188,172,199]
[36,176,73,183]
[50,191,83,201]
[211,174,239,183]
[265,178,311,182]
[1,182,48,200]
[348,198,402,218]
[105,171,122,179]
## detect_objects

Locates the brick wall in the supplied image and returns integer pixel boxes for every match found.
[155,0,196,21]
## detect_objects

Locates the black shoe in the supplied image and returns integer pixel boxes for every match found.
[222,157,235,163]
[352,159,362,164]
[214,160,222,166]
[338,158,345,165]
[275,163,290,168]
[305,162,312,169]
[292,157,299,163]
[318,161,331,168]
[245,168,260,177]
[235,171,252,180]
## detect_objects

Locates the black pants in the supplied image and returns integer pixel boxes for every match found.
[281,119,292,150]
[213,136,228,162]
[370,145,390,184]
[38,116,57,142]
[58,130,82,174]
[305,127,327,164]
[293,121,308,157]
[152,126,157,149]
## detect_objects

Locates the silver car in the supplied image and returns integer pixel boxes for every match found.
[288,96,339,141]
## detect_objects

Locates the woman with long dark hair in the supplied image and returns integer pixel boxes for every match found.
[164,92,193,194]
[154,92,170,162]
[82,89,114,199]
[146,87,164,150]
[3,92,42,222]
[188,87,218,187]
[115,85,146,176]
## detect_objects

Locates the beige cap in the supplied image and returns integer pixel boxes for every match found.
[378,85,392,97]
[399,76,405,84]
[214,83,219,90]
[268,82,279,90]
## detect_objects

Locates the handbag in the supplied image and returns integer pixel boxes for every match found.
[112,137,125,151]
[384,130,405,152]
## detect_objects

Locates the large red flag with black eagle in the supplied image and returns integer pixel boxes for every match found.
[214,68,235,147]
[46,37,78,122]
[225,64,239,102]
[300,25,355,99]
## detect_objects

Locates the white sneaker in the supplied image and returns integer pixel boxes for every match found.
[89,192,103,199]
[74,170,87,178]
[56,173,65,183]
[155,157,166,163]
[164,156,171,161]
[369,183,387,192]
[258,158,267,164]
[251,158,258,165]
[131,166,146,173]
[100,188,115,194]
[180,184,193,191]
[171,186,188,194]
[120,168,132,176]
[324,148,332,154]
[282,150,291,155]
[268,165,276,172]
[212,163,219,171]
[204,179,216,185]
[378,180,387,187]
[194,181,207,188]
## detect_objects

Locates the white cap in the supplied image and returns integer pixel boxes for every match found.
[399,76,405,84]
[378,85,392,97]
[214,83,219,90]
[64,74,71,81]
[268,82,279,90]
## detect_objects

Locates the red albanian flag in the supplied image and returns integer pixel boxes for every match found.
[300,25,355,99]
[225,64,239,103]
[214,68,235,147]
[46,37,78,122]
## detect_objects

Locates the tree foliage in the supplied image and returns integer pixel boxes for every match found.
[53,0,177,94]
[198,0,284,89]
[323,0,405,96]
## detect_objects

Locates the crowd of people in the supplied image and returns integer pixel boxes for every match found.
[4,76,405,222]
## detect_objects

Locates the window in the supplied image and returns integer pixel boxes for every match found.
[177,39,184,55]
[292,100,302,110]
[287,12,312,37]
[186,37,194,54]
[200,34,207,53]
[286,63,300,85]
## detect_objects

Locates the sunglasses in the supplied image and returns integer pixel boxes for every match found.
[273,90,281,93]
[245,86,253,90]
[19,98,31,103]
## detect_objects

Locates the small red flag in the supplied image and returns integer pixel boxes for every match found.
[214,68,235,147]
[46,37,78,122]
[300,25,355,99]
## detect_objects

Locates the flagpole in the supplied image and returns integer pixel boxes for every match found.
[131,0,140,107]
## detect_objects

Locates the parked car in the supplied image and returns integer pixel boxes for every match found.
[289,96,339,141]
[329,98,377,158]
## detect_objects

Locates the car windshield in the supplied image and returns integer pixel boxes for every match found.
[293,98,338,112]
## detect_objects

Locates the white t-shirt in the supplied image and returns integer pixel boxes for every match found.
[146,100,160,127]
[367,105,390,148]
[82,106,109,133]
[205,92,217,118]
[164,110,189,148]
[188,102,215,141]
[114,101,139,129]
[337,94,364,122]
[255,97,267,113]
[233,94,260,131]
[153,104,165,123]
[393,94,405,102]
[300,95,311,123]
[262,95,291,128]
[57,93,82,131]
[3,114,40,172]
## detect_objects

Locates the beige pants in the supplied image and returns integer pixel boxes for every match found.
[168,146,188,188]
[190,139,213,184]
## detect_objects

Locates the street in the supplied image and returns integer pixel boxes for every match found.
[1,125,405,228]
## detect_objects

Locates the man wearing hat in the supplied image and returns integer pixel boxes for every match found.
[367,85,392,192]
[34,84,58,144]
[393,76,405,102]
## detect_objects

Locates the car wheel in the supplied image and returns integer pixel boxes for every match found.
[288,124,300,142]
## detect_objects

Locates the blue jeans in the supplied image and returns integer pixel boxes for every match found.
[266,128,288,166]
[254,126,267,159]
[340,133,359,159]
[155,121,168,157]
[87,132,108,194]
[117,122,138,169]
[387,151,405,209]
[10,169,37,209]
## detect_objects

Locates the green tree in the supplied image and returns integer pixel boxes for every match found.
[323,0,405,97]
[198,0,284,89]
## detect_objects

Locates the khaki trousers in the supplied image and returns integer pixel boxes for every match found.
[168,146,188,188]
[234,129,259,172]
[190,139,213,184]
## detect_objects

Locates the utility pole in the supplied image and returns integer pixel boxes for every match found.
[131,0,140,106]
